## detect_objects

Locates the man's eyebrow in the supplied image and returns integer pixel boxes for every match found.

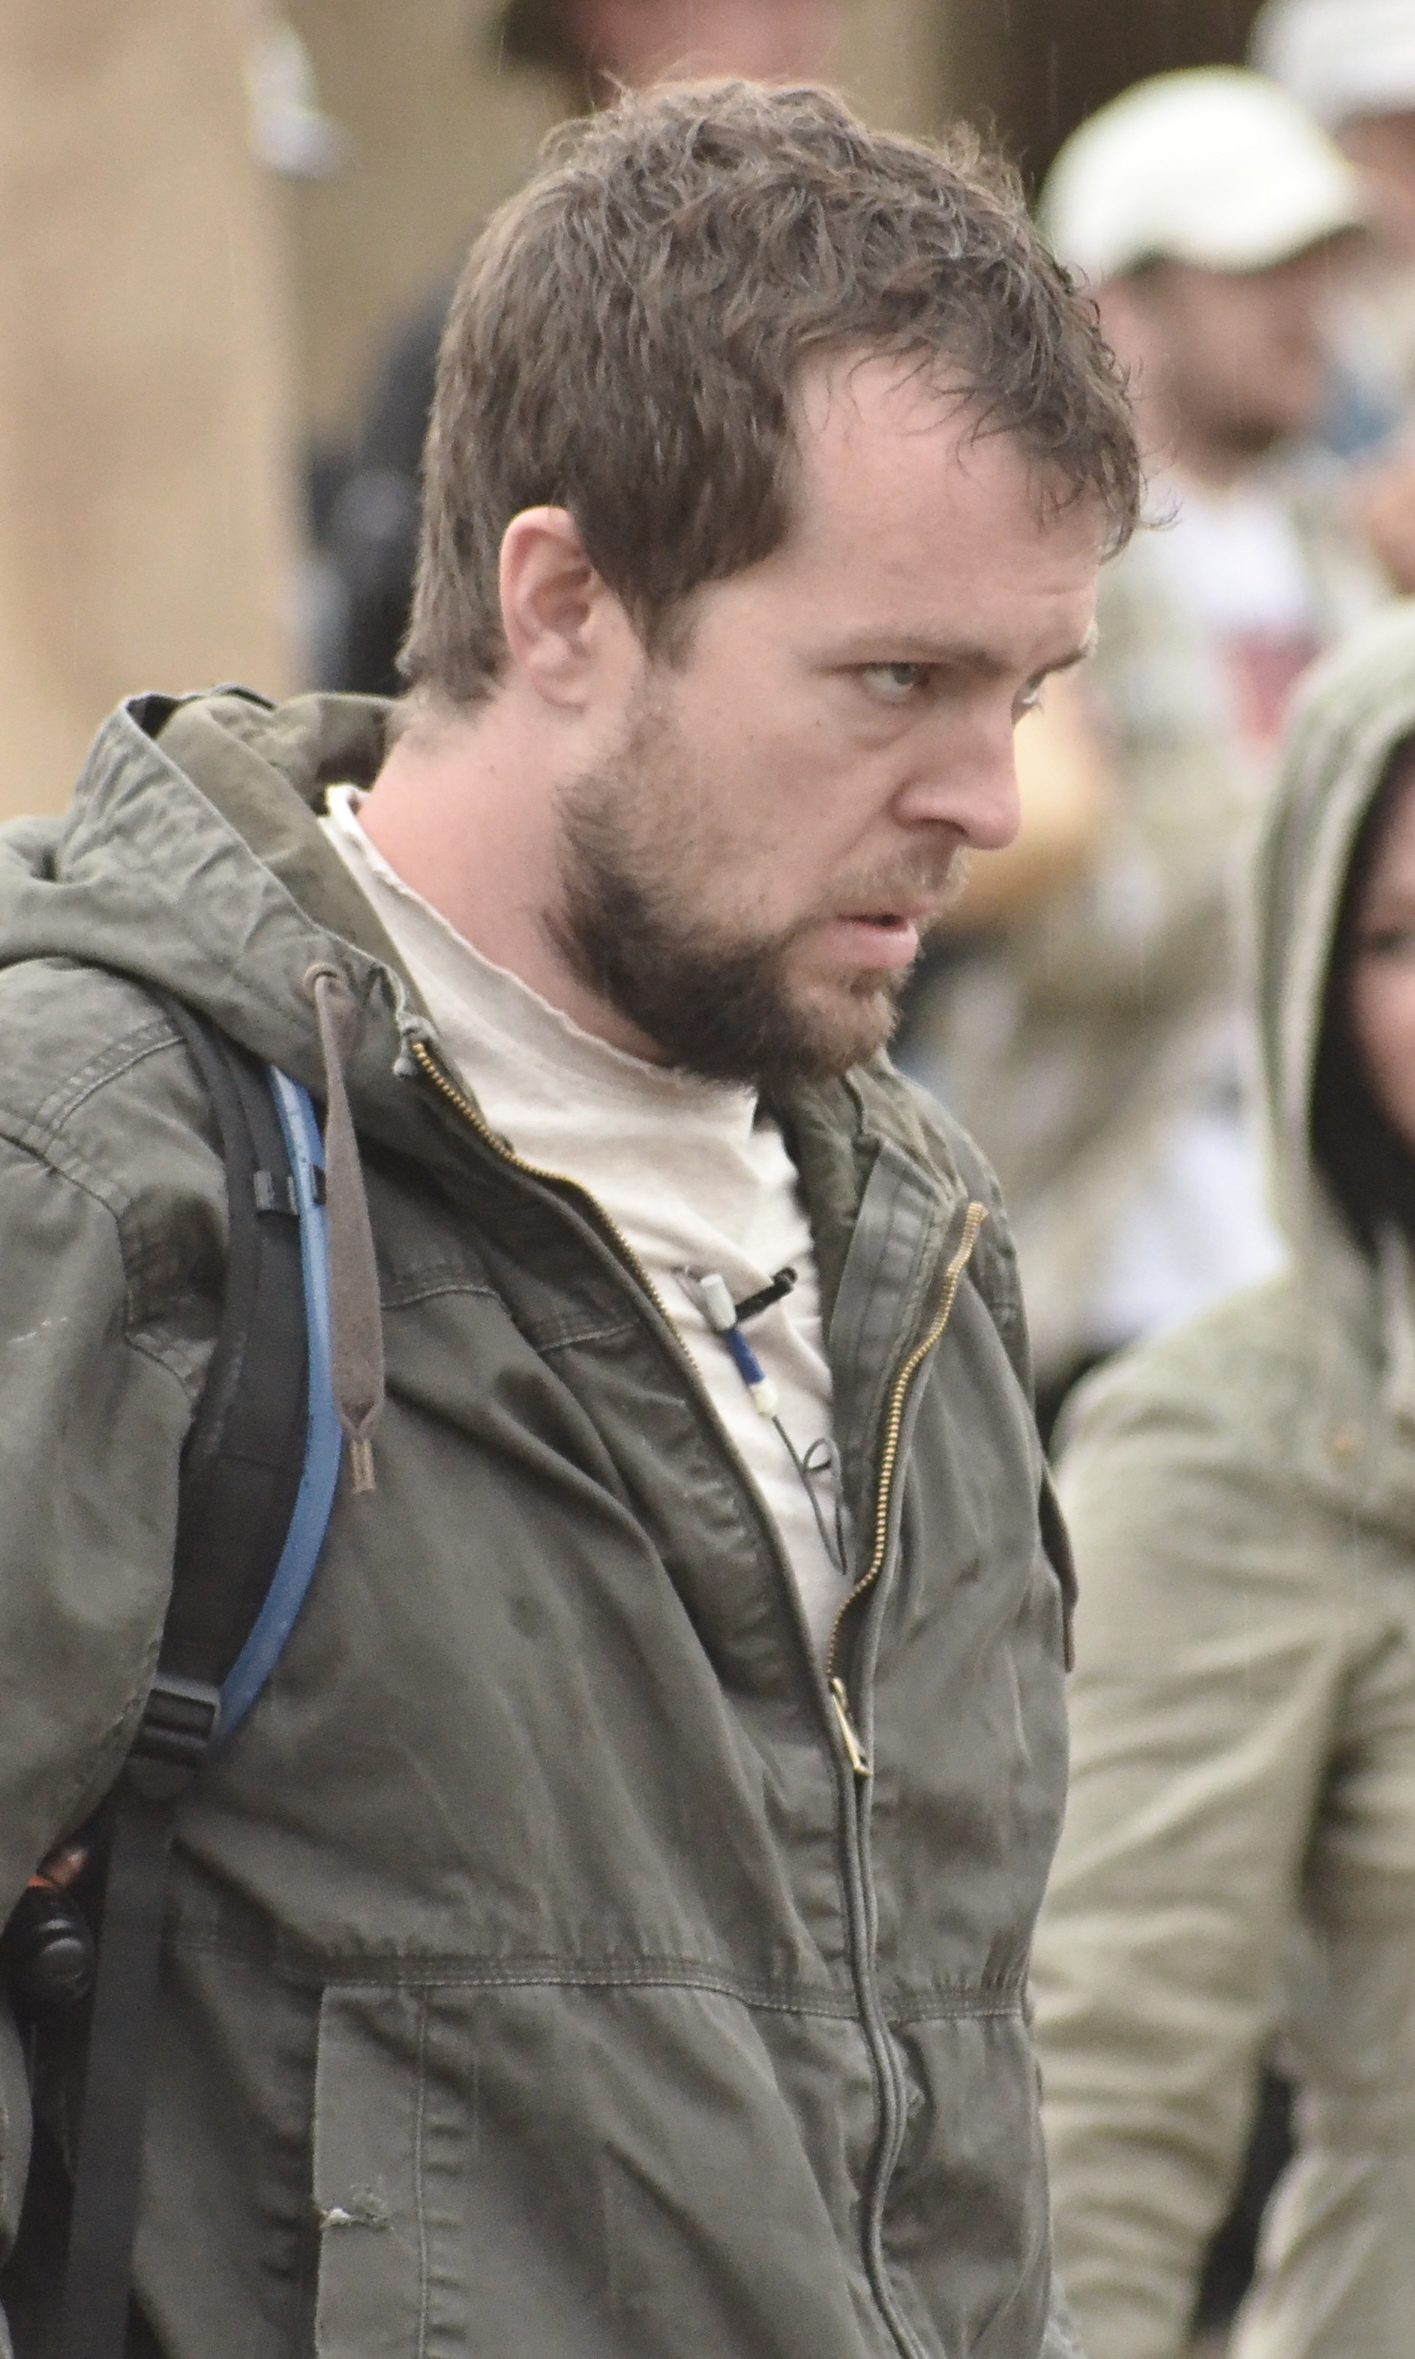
[829,625,1098,675]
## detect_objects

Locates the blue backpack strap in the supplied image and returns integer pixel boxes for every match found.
[217,1068,342,1737]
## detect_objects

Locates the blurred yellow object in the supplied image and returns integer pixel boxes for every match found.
[941,668,1116,934]
[0,0,300,816]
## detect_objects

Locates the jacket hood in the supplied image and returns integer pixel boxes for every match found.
[0,688,444,1150]
[1257,599,1415,1287]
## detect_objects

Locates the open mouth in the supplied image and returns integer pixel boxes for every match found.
[828,910,923,969]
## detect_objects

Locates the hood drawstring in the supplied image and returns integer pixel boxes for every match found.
[305,963,385,1494]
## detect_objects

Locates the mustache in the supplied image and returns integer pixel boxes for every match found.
[795,842,969,941]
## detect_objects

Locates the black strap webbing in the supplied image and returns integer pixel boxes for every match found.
[47,998,313,2359]
[154,994,310,1686]
[57,1782,181,2359]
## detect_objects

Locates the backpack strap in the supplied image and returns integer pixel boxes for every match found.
[54,998,340,2359]
[152,993,312,1693]
[217,1066,342,1737]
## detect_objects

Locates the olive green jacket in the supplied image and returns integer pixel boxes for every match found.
[0,690,1078,2359]
[1033,602,1415,2359]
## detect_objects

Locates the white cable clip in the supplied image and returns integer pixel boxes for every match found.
[695,1270,779,1418]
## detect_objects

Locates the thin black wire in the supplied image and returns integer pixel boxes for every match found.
[774,1422,850,1579]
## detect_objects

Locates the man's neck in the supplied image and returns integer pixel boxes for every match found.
[358,706,668,1064]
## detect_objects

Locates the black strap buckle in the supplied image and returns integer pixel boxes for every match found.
[131,1671,221,1772]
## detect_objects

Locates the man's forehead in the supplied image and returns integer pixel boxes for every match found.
[787,348,1100,546]
[768,356,1105,626]
[792,348,971,457]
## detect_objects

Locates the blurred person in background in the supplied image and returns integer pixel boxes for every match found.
[1253,0,1415,595]
[903,68,1389,1434]
[1254,0,1415,458]
[1034,600,1415,2359]
[327,0,847,695]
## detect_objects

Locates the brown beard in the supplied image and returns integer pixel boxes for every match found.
[546,695,954,1090]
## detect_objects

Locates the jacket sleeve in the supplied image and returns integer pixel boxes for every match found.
[1031,1337,1345,2359]
[0,1129,200,2266]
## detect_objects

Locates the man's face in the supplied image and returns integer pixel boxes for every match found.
[568,0,845,88]
[1351,758,1415,1153]
[550,356,1103,1088]
[1341,112,1415,262]
[1104,245,1349,460]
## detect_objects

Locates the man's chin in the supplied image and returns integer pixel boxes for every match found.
[781,969,906,1080]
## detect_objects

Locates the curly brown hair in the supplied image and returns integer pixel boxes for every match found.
[404,80,1140,709]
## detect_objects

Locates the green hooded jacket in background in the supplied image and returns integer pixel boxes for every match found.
[0,689,1079,2359]
[1033,600,1415,2359]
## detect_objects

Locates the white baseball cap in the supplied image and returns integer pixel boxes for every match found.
[1253,0,1415,130]
[1039,66,1366,283]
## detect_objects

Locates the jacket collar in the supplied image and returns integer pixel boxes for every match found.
[5,689,960,1294]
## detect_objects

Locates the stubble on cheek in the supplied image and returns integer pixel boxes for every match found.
[548,687,968,1085]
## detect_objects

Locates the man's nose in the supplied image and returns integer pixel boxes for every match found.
[894,727,1022,853]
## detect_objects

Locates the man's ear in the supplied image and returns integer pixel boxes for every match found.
[499,506,622,706]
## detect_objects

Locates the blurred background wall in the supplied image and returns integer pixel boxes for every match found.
[946,0,1267,182]
[2,0,1273,818]
[286,0,951,445]
[0,0,301,814]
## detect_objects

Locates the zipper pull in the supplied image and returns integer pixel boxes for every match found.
[829,1677,873,1779]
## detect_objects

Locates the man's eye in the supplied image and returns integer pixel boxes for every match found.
[1013,677,1046,720]
[862,662,926,702]
[1362,926,1415,959]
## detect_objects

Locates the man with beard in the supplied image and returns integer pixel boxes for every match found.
[0,84,1136,2359]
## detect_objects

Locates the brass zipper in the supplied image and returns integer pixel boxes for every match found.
[830,1677,872,1777]
[824,1198,989,1772]
[409,1036,674,1320]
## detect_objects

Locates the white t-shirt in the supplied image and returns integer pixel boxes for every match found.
[1154,475,1322,759]
[320,785,849,1659]
[1084,477,1301,1350]
[1087,1014,1284,1351]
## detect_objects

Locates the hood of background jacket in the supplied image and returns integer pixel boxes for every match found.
[1038,596,1415,2359]
[1257,599,1415,1312]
